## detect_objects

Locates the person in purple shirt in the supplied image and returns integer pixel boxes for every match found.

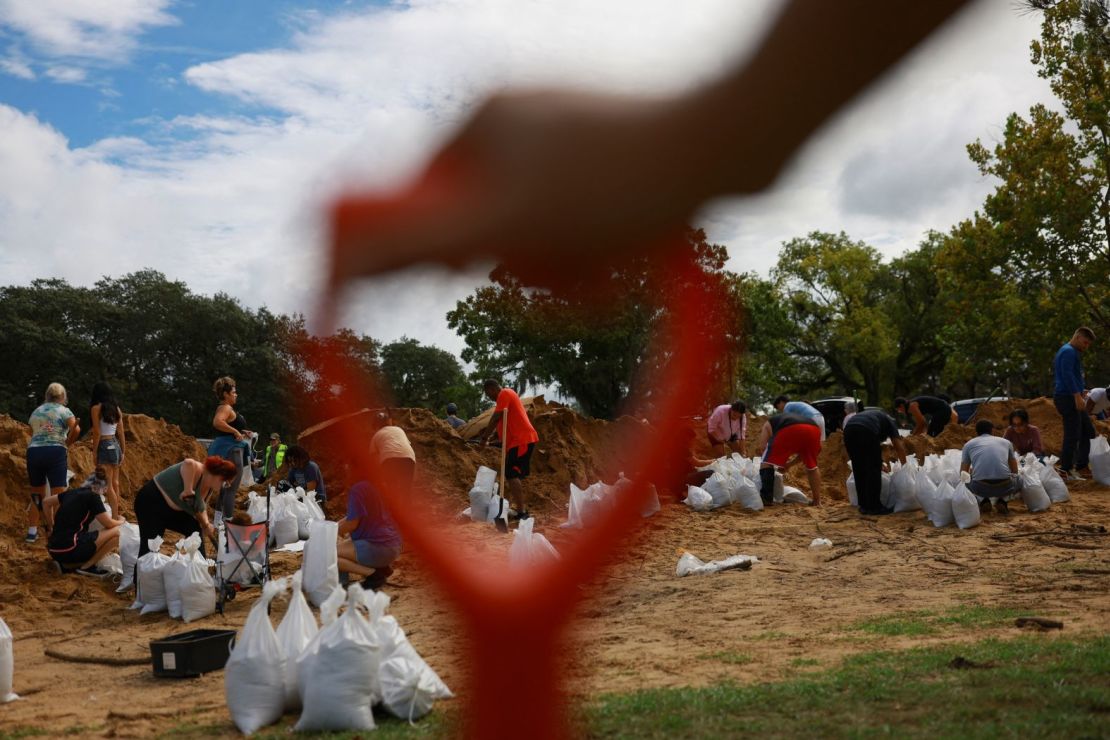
[1054,327,1095,479]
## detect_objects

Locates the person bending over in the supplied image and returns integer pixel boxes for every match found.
[479,380,539,523]
[134,456,237,559]
[961,420,1022,516]
[842,409,907,516]
[706,400,747,456]
[773,396,826,440]
[43,485,125,577]
[756,413,823,506]
[894,396,957,438]
[286,445,327,504]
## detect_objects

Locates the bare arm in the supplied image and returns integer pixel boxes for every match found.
[891,436,909,465]
[117,412,126,458]
[65,415,80,446]
[756,421,772,453]
[212,405,241,439]
[910,404,927,436]
[94,511,125,529]
[91,404,102,450]
[337,516,358,538]
[480,410,504,444]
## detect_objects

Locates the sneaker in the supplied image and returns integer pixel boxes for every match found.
[993,500,1010,516]
[1067,470,1086,481]
[75,565,111,578]
[24,530,38,544]
[362,567,393,591]
[978,498,992,514]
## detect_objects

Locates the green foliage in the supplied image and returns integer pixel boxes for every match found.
[448,228,745,418]
[381,337,483,418]
[0,272,396,439]
[583,634,1110,738]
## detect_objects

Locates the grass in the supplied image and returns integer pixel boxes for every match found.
[850,604,1030,637]
[697,650,754,666]
[583,634,1110,738]
[789,657,820,667]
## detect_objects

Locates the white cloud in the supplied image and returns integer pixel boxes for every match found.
[0,53,33,79]
[0,0,176,62]
[0,0,1062,356]
[44,65,86,83]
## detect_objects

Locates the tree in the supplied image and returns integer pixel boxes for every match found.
[448,228,745,418]
[969,0,1110,336]
[381,338,482,418]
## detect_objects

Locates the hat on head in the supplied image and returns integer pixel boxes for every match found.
[270,432,280,440]
[446,403,458,414]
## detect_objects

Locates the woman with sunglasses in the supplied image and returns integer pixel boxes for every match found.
[1003,408,1043,459]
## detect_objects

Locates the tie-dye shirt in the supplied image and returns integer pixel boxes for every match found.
[28,402,74,447]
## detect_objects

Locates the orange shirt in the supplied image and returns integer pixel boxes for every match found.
[495,389,539,454]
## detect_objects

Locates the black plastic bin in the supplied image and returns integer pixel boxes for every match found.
[150,628,236,678]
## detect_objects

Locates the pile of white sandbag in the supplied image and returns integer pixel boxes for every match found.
[846,449,1071,527]
[509,518,559,568]
[465,466,504,524]
[684,454,809,513]
[129,534,217,621]
[248,487,326,548]
[225,578,452,735]
[562,473,660,527]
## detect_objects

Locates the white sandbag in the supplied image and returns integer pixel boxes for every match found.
[473,465,497,494]
[247,491,269,524]
[180,535,216,623]
[879,471,892,507]
[296,584,383,732]
[889,461,920,512]
[0,618,17,703]
[468,486,491,522]
[133,537,171,614]
[773,471,785,503]
[163,541,187,620]
[676,552,758,577]
[808,537,833,551]
[276,571,319,711]
[302,519,340,607]
[302,493,326,523]
[782,486,811,505]
[508,518,560,569]
[1020,466,1051,513]
[287,494,313,540]
[702,472,731,508]
[225,579,288,735]
[564,482,605,528]
[926,480,955,528]
[846,473,858,507]
[951,482,981,529]
[1090,435,1110,486]
[270,493,300,547]
[640,482,661,518]
[730,475,764,510]
[295,585,346,703]
[684,485,713,512]
[1038,460,1070,503]
[379,655,443,722]
[914,474,944,527]
[97,552,123,576]
[116,522,140,592]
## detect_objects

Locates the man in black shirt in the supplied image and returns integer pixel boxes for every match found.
[843,410,908,516]
[43,486,126,576]
[894,396,958,437]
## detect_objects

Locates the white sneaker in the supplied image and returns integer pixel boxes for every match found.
[1067,470,1085,481]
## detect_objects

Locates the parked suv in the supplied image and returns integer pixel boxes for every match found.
[951,396,1009,424]
[811,396,863,434]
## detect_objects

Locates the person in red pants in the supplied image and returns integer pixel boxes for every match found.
[756,414,823,506]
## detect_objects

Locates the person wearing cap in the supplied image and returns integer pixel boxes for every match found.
[260,432,288,479]
[336,412,411,590]
[445,403,466,430]
[706,400,747,455]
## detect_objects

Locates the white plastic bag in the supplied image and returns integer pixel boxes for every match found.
[225,579,288,735]
[951,481,981,529]
[1020,466,1051,513]
[270,493,300,547]
[97,552,123,576]
[926,480,956,528]
[808,538,833,551]
[1039,459,1070,503]
[782,486,811,505]
[276,571,319,711]
[640,482,661,518]
[248,491,269,524]
[296,584,383,732]
[133,537,171,614]
[773,471,785,503]
[0,618,17,703]
[116,522,140,592]
[1090,435,1110,486]
[731,476,764,510]
[675,552,758,577]
[468,487,491,522]
[180,535,216,623]
[508,518,560,569]
[302,519,340,607]
[684,485,713,512]
[163,540,187,620]
[890,461,920,512]
[702,472,732,508]
[846,472,857,507]
[287,494,313,540]
[295,585,345,704]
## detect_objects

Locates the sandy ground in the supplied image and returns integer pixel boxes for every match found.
[2,477,1107,738]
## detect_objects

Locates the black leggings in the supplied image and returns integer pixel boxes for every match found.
[134,480,206,559]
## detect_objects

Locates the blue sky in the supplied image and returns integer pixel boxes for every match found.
[0,1,1055,357]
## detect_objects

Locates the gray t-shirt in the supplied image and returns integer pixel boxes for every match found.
[961,435,1016,481]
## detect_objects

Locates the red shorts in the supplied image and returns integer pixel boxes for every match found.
[763,423,821,470]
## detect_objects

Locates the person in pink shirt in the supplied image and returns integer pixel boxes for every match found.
[706,401,747,456]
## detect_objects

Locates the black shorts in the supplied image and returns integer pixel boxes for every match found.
[27,445,68,488]
[506,443,536,480]
[49,530,98,565]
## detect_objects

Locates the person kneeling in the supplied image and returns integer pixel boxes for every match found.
[961,420,1022,515]
[44,485,125,577]
[337,480,402,591]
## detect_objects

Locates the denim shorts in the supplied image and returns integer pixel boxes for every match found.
[26,445,68,488]
[354,539,401,569]
[97,437,122,465]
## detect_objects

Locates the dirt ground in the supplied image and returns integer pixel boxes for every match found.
[0,401,1108,737]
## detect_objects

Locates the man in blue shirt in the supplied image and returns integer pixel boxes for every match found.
[773,395,826,440]
[1054,327,1096,479]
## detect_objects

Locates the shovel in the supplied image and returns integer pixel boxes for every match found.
[493,411,510,533]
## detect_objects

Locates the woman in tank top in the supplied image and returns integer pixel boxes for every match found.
[133,456,238,559]
[90,382,127,521]
[207,376,254,520]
